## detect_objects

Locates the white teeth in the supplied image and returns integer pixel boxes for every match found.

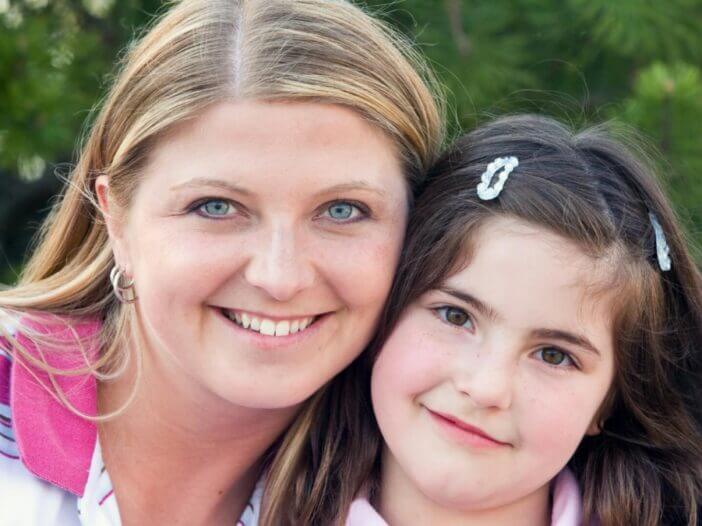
[275,320,290,336]
[259,319,276,336]
[224,310,318,337]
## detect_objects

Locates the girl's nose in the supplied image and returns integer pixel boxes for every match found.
[452,345,516,411]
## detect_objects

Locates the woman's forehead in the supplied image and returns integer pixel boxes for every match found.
[145,101,401,177]
[128,101,407,208]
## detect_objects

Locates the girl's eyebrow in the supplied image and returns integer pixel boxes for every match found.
[440,287,602,357]
[439,287,501,322]
[531,329,602,357]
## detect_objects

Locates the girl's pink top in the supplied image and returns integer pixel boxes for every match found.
[345,468,584,526]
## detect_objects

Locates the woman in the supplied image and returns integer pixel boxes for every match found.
[0,0,445,524]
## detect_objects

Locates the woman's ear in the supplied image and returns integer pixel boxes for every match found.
[95,175,132,275]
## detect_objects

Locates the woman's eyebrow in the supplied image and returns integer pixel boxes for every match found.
[170,177,252,195]
[314,181,388,198]
[439,287,501,322]
[171,179,386,198]
[532,329,601,357]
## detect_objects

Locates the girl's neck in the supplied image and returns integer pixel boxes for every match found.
[376,448,551,526]
[97,339,299,526]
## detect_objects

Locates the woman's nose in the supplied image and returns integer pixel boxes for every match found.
[243,223,315,302]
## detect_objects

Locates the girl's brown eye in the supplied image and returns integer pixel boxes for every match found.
[437,306,473,329]
[541,348,565,365]
[537,347,575,367]
[446,308,468,325]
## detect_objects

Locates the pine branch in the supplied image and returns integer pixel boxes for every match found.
[444,0,471,56]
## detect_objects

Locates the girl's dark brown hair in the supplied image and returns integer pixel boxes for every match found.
[318,114,702,525]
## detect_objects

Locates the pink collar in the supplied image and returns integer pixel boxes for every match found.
[9,317,100,496]
[345,468,584,526]
[550,469,583,525]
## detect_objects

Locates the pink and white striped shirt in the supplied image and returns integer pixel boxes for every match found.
[0,314,262,526]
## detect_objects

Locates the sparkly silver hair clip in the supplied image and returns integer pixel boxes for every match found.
[649,213,672,272]
[477,156,519,201]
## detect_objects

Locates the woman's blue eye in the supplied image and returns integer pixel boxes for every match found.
[436,306,474,330]
[324,201,363,222]
[197,199,234,217]
[535,347,575,368]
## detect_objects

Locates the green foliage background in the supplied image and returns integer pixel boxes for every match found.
[1,0,702,282]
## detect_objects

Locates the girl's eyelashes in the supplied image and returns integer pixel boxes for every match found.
[187,198,241,219]
[316,200,370,223]
[533,347,579,370]
[433,305,475,331]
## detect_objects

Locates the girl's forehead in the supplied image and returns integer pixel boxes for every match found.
[441,217,618,333]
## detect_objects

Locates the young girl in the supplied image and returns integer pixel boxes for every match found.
[343,115,702,525]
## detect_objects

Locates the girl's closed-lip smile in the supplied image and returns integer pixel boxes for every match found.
[425,407,511,449]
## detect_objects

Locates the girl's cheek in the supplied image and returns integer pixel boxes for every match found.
[517,382,598,458]
[372,311,449,401]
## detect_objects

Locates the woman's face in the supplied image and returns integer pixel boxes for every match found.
[371,218,616,513]
[101,101,407,409]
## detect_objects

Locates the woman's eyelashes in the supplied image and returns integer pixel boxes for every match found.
[316,200,370,223]
[433,305,475,331]
[188,197,241,219]
[186,198,371,224]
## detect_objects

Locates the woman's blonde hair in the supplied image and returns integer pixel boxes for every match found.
[0,0,445,523]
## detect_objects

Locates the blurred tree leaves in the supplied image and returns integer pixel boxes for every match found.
[0,0,163,272]
[618,62,702,236]
[0,0,163,172]
[566,0,702,60]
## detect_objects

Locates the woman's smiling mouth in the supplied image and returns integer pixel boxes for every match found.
[219,308,324,337]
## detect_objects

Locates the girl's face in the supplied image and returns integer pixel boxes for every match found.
[371,217,616,512]
[100,100,408,410]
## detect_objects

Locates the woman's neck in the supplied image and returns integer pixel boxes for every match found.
[376,448,551,526]
[97,341,299,526]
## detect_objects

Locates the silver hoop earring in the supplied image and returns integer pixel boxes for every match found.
[110,265,137,303]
